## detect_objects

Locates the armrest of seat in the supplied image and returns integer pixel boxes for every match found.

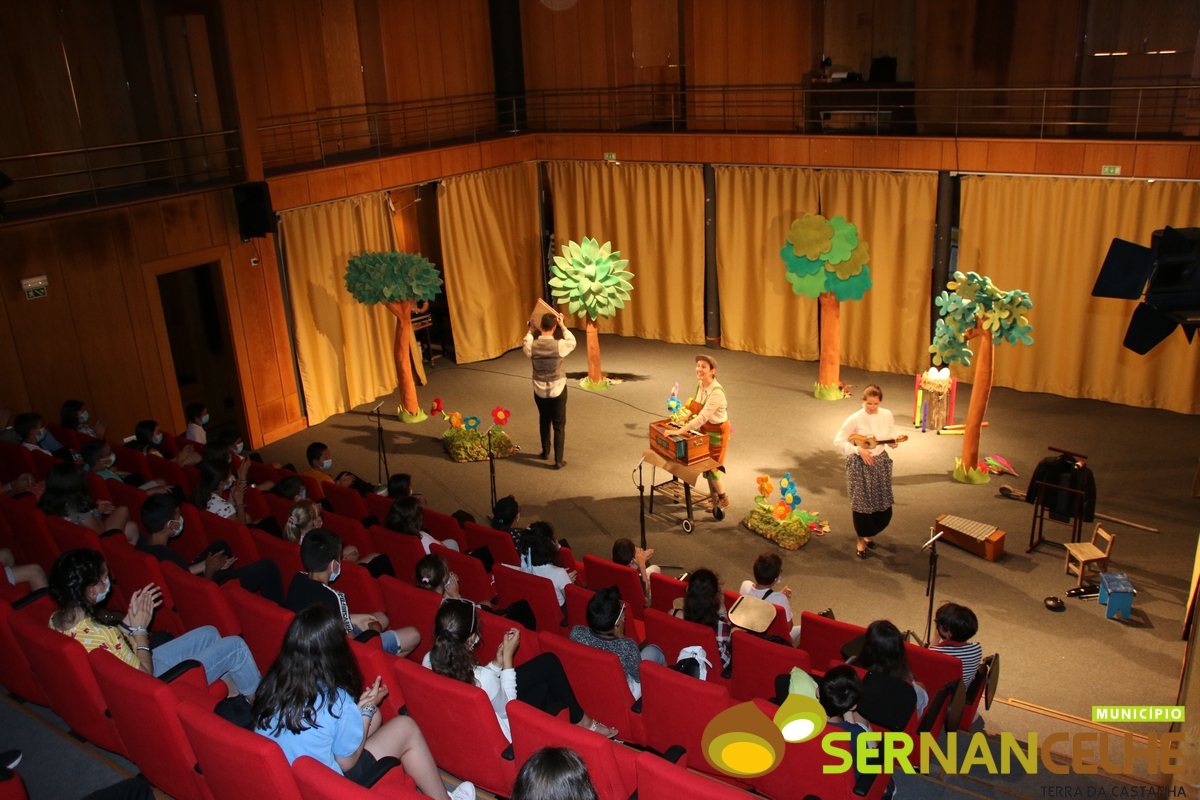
[651,745,686,764]
[159,659,206,684]
[501,744,515,761]
[354,630,381,645]
[11,587,50,610]
[98,529,125,539]
[630,698,642,713]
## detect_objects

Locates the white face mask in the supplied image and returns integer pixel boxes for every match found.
[170,517,185,538]
[200,414,210,425]
[79,410,89,423]
[299,488,307,500]
[234,443,244,454]
[152,432,163,445]
[222,477,234,490]
[329,560,341,582]
[94,578,111,603]
[320,458,333,470]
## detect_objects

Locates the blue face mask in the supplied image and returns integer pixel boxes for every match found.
[95,578,111,603]
[79,410,89,423]
[299,488,307,500]
[170,517,185,538]
[36,428,47,442]
[200,414,210,425]
[152,432,163,445]
[329,561,341,582]
[320,458,333,470]
[234,443,244,454]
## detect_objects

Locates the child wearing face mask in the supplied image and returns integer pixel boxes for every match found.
[285,529,419,656]
[303,442,377,496]
[139,494,286,605]
[739,552,800,644]
[134,420,200,467]
[81,440,174,495]
[184,403,209,444]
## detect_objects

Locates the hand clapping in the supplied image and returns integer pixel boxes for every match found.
[123,583,163,629]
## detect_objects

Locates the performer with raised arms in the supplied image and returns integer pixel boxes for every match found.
[834,384,899,559]
[672,354,730,510]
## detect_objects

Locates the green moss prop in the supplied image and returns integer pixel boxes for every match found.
[442,429,518,463]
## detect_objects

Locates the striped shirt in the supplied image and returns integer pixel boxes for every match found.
[933,640,983,689]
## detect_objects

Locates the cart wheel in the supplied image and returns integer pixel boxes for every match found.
[682,519,694,534]
[712,506,726,521]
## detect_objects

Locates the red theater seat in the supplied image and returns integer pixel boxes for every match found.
[537,631,647,747]
[635,750,751,800]
[584,556,646,620]
[494,564,567,634]
[464,522,519,567]
[509,700,638,800]
[639,661,736,781]
[222,581,294,672]
[160,562,242,637]
[178,701,304,800]
[643,608,726,684]
[729,629,811,702]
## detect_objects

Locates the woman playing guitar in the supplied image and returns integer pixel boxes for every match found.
[833,384,905,559]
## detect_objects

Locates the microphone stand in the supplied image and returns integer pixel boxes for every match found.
[372,401,388,484]
[637,459,647,551]
[921,528,945,647]
[488,429,497,510]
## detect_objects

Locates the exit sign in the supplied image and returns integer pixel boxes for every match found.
[1101,165,1121,176]
[24,286,47,300]
[603,152,617,162]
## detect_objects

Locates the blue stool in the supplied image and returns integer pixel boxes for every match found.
[1098,573,1135,620]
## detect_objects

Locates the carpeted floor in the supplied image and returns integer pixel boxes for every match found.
[260,333,1199,737]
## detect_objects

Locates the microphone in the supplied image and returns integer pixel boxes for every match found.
[922,529,944,550]
[370,401,385,413]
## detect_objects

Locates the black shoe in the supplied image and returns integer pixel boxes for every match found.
[865,540,876,549]
[0,750,21,770]
[855,549,868,559]
[818,608,835,620]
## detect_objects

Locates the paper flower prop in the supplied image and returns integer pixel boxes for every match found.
[772,502,790,520]
[746,472,829,549]
[491,407,511,426]
[430,398,443,415]
[463,416,481,430]
[448,412,463,428]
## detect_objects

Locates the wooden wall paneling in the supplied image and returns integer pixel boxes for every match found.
[852,138,900,169]
[823,0,872,76]
[520,0,558,95]
[354,0,389,113]
[266,175,311,210]
[578,0,611,89]
[726,0,764,129]
[184,14,231,177]
[1188,146,1200,180]
[204,191,232,248]
[319,0,370,154]
[761,0,809,131]
[480,138,518,169]
[161,15,208,179]
[128,201,169,263]
[1133,144,1192,179]
[768,136,810,165]
[57,0,139,147]
[436,0,470,99]
[0,222,90,416]
[440,144,482,177]
[379,156,415,189]
[730,136,770,165]
[631,0,678,68]
[109,0,167,145]
[1033,142,1085,175]
[630,135,664,162]
[535,135,575,161]
[693,135,731,164]
[949,140,989,172]
[986,141,1037,173]
[659,134,698,163]
[1077,143,1134,179]
[51,212,152,437]
[409,151,443,183]
[460,0,495,96]
[344,162,383,196]
[160,194,215,256]
[252,0,308,121]
[306,169,350,204]
[292,0,333,118]
[0,281,30,411]
[808,137,854,167]
[0,19,33,157]
[412,2,447,105]
[514,135,538,162]
[871,0,916,82]
[111,208,175,428]
[227,0,281,170]
[688,0,728,87]
[379,0,422,105]
[225,239,290,443]
[896,139,942,170]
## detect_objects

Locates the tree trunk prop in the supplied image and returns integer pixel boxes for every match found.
[386,300,427,422]
[954,326,992,484]
[580,319,610,391]
[814,292,844,400]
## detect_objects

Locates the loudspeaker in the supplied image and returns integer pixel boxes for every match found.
[232,182,275,240]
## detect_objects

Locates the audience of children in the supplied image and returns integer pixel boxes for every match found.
[285,529,418,657]
[932,602,983,690]
[183,403,209,445]
[611,538,659,604]
[384,496,460,553]
[847,619,929,719]
[415,554,537,631]
[133,420,199,466]
[81,440,173,496]
[424,599,617,741]
[517,526,576,608]
[303,442,377,495]
[739,551,800,643]
[510,747,599,800]
[60,400,106,440]
[252,605,475,799]
[568,586,665,699]
[38,463,140,544]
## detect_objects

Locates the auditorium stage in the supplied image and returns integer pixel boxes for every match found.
[259,333,1199,739]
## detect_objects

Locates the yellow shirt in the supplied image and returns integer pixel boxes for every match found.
[53,614,140,669]
[303,467,334,485]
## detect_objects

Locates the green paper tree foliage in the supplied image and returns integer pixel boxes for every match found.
[929,271,1033,367]
[549,237,634,321]
[779,214,872,301]
[549,237,635,389]
[344,250,444,306]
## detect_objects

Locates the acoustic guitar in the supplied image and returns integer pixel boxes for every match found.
[848,433,908,449]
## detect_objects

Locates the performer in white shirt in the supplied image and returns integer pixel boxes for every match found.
[833,385,898,559]
[522,312,577,469]
[672,354,731,509]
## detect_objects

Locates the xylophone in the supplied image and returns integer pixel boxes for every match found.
[935,514,1006,562]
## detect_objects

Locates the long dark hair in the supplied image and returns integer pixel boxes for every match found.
[38,463,93,517]
[429,599,478,686]
[387,473,412,498]
[252,605,363,735]
[133,420,160,453]
[384,496,423,537]
[682,568,722,631]
[511,747,600,800]
[857,620,913,681]
[191,457,232,509]
[60,400,86,431]
[519,525,558,567]
[48,549,107,623]
[415,554,449,592]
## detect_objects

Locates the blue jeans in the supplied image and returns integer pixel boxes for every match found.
[152,625,261,695]
[352,625,400,655]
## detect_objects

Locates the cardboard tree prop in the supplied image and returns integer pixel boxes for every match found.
[344,250,444,422]
[930,271,1033,484]
[549,237,635,390]
[780,214,873,400]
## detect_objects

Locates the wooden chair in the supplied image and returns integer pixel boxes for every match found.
[1064,523,1114,586]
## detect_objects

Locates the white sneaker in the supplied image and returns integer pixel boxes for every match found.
[449,780,476,800]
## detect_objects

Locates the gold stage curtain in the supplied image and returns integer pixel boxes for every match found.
[438,163,542,364]
[958,176,1200,414]
[816,170,937,376]
[546,161,705,344]
[278,193,400,426]
[714,166,821,360]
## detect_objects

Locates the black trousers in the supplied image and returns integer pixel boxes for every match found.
[514,652,584,724]
[213,558,285,606]
[852,507,893,538]
[533,392,568,462]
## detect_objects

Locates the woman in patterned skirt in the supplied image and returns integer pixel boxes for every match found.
[833,385,897,559]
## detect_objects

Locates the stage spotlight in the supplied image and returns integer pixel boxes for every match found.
[1093,227,1200,354]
